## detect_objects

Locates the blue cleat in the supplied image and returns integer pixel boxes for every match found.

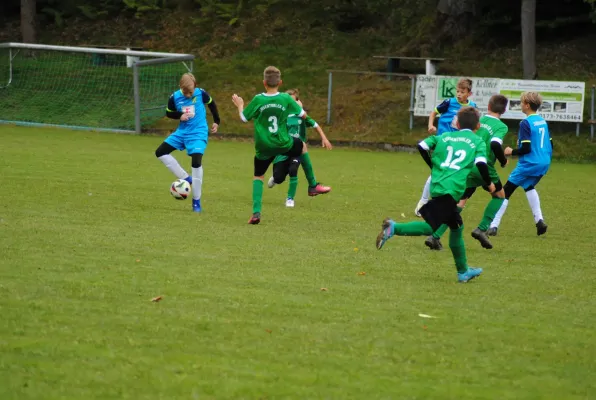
[192,199,201,213]
[458,267,483,283]
[375,218,395,250]
[184,176,193,185]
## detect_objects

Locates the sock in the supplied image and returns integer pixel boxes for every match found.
[490,199,509,229]
[301,153,317,187]
[392,221,433,236]
[191,166,203,201]
[252,179,264,214]
[158,154,189,180]
[420,176,432,202]
[449,226,468,274]
[432,206,462,239]
[479,197,504,231]
[525,189,544,223]
[288,176,298,199]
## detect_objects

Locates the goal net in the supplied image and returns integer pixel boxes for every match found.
[0,43,195,132]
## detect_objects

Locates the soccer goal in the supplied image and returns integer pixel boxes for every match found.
[0,43,195,133]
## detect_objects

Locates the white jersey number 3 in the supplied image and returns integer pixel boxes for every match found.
[268,116,279,134]
[440,146,467,170]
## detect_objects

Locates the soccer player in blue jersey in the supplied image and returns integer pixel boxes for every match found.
[154,73,220,213]
[488,92,552,236]
[415,78,478,216]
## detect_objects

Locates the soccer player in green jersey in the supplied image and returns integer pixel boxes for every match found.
[231,66,329,224]
[425,94,510,251]
[267,89,332,207]
[376,107,495,283]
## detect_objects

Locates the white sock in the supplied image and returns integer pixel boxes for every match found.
[192,166,203,200]
[420,175,432,202]
[525,189,544,223]
[158,154,189,180]
[490,199,509,229]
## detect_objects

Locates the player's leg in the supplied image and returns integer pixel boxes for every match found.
[415,176,432,217]
[425,187,475,251]
[155,139,192,184]
[523,176,547,235]
[270,157,290,188]
[470,181,504,249]
[488,172,521,235]
[299,151,331,196]
[286,138,330,197]
[250,156,275,224]
[447,214,483,283]
[186,138,207,213]
[286,157,301,208]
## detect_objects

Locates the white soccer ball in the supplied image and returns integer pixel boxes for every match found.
[170,179,191,200]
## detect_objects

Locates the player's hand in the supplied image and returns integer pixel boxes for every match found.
[321,138,333,150]
[428,125,437,134]
[232,94,244,108]
[504,146,513,156]
[180,114,190,122]
[211,123,219,133]
[500,158,509,168]
[487,183,496,193]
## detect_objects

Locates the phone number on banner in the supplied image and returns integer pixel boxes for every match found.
[540,113,582,122]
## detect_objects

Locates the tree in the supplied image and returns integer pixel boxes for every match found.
[21,0,36,43]
[521,0,536,79]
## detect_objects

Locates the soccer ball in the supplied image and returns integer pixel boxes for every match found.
[170,179,191,200]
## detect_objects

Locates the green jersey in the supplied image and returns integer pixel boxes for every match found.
[241,92,304,160]
[466,115,508,187]
[273,115,318,164]
[421,129,488,201]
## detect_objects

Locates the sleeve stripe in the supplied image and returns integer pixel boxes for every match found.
[491,137,503,144]
[166,108,174,112]
[240,112,248,123]
[419,141,430,151]
[475,156,487,164]
[521,140,531,143]
[434,107,440,115]
[206,97,213,105]
[312,122,319,128]
[298,109,305,118]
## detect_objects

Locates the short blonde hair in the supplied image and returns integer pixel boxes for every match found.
[264,66,281,88]
[520,91,543,111]
[457,78,473,92]
[180,73,197,94]
[286,88,300,100]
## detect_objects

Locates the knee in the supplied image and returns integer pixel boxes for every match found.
[191,153,203,168]
[273,169,286,184]
[155,143,172,158]
[288,162,300,177]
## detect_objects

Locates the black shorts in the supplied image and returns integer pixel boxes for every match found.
[461,180,503,200]
[253,137,303,177]
[273,157,301,183]
[419,194,463,231]
[285,136,303,158]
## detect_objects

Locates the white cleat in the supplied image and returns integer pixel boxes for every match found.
[267,176,276,188]
[414,199,428,217]
[285,198,295,208]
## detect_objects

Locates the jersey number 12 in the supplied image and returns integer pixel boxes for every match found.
[440,146,467,170]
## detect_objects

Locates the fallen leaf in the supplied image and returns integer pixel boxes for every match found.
[401,213,406,218]
[357,271,366,276]
[320,288,328,291]
[136,259,141,262]
[265,329,272,333]
[354,248,359,252]
[151,296,163,302]
[423,325,428,330]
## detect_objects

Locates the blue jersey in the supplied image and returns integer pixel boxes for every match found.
[516,114,552,176]
[167,88,211,138]
[435,98,478,135]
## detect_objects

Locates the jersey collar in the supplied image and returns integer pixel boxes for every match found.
[261,92,281,97]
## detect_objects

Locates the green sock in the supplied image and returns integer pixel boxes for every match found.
[449,225,468,274]
[288,176,298,199]
[252,179,264,213]
[432,206,463,239]
[393,221,433,236]
[478,197,504,231]
[301,152,317,187]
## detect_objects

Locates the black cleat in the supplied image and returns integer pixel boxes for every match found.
[536,219,548,236]
[487,227,498,236]
[471,228,493,249]
[424,235,443,251]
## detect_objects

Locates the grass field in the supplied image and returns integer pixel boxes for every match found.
[1,125,595,399]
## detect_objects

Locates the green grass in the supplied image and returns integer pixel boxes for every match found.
[1,125,596,399]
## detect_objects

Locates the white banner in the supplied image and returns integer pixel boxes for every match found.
[413,75,585,123]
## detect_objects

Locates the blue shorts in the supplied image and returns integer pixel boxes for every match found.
[165,130,207,155]
[508,167,543,190]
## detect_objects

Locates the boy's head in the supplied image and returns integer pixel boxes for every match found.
[520,91,543,112]
[456,106,480,131]
[456,78,473,103]
[488,94,509,115]
[263,66,282,89]
[286,88,300,101]
[180,73,197,98]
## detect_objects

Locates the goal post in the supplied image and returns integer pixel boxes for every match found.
[0,42,196,133]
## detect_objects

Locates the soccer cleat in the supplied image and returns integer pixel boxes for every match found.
[458,267,483,283]
[424,235,443,251]
[184,176,193,185]
[536,219,548,236]
[192,199,202,213]
[414,199,428,217]
[308,183,331,197]
[285,198,295,208]
[487,227,498,236]
[375,218,395,250]
[267,176,276,189]
[248,212,261,225]
[471,228,493,249]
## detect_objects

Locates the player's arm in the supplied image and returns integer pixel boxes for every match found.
[165,95,183,120]
[428,99,450,133]
[233,95,256,122]
[490,127,508,167]
[307,117,332,149]
[475,142,494,191]
[288,97,307,120]
[509,120,531,156]
[202,90,221,125]
[417,136,437,169]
